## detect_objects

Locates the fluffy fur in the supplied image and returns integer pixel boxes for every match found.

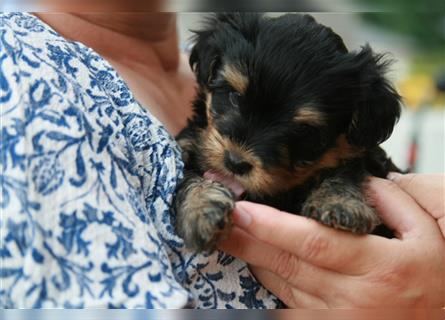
[174,13,402,252]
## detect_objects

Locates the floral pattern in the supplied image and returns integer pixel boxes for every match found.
[0,13,281,308]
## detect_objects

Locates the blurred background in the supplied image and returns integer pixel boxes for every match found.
[177,3,445,173]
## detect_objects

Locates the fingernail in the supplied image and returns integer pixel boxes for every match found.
[387,172,402,181]
[233,202,252,228]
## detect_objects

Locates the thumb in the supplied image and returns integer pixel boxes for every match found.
[367,177,439,239]
[387,173,444,220]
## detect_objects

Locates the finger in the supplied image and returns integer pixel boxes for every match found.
[388,173,445,220]
[219,226,344,297]
[250,266,328,308]
[438,217,445,239]
[367,177,440,239]
[228,204,388,274]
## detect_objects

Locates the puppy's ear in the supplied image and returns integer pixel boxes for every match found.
[345,45,401,148]
[189,16,222,87]
[189,38,220,86]
[189,13,260,87]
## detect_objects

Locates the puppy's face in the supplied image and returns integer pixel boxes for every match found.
[191,13,401,196]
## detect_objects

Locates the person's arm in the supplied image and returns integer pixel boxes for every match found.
[219,174,445,307]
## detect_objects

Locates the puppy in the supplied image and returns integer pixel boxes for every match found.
[174,13,402,252]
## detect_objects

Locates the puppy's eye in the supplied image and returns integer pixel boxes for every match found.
[229,91,241,107]
[296,160,314,166]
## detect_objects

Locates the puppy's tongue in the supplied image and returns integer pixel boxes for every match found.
[204,170,246,198]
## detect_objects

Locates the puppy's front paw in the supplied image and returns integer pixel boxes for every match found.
[175,179,235,252]
[302,198,380,234]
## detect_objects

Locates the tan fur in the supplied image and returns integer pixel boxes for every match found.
[318,135,361,167]
[302,176,381,233]
[176,177,235,251]
[290,135,363,187]
[177,137,195,164]
[200,128,363,196]
[205,92,213,124]
[200,127,275,195]
[178,138,193,150]
[294,107,326,126]
[221,65,249,94]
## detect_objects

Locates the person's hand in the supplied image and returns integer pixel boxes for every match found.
[387,173,444,238]
[219,174,445,307]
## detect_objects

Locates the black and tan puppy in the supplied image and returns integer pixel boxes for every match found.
[174,13,402,252]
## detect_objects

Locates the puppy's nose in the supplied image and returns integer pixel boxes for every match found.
[224,151,253,175]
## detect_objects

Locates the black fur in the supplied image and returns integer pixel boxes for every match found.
[175,13,402,252]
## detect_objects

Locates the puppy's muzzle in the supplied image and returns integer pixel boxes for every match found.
[223,151,253,175]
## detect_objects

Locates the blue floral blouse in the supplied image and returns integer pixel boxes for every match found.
[0,13,280,308]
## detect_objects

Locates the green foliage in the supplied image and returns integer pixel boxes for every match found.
[357,0,445,50]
